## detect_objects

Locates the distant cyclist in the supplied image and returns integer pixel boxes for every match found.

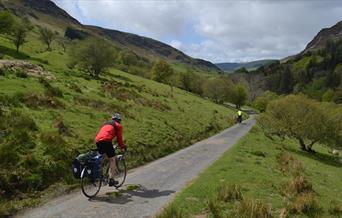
[95,113,126,186]
[237,110,242,123]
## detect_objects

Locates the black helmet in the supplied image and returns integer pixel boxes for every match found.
[112,113,122,123]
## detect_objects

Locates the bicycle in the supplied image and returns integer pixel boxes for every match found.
[80,145,127,198]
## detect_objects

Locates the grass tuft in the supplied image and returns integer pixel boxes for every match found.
[236,198,273,218]
[156,205,187,218]
[288,192,321,216]
[217,184,243,202]
[207,198,222,218]
[283,175,313,196]
[328,200,342,216]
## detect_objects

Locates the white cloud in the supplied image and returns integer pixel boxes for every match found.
[52,0,342,63]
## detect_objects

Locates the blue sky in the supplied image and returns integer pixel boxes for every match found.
[52,0,342,63]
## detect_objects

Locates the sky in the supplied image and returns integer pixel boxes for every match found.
[52,0,342,63]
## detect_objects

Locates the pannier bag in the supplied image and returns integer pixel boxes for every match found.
[87,151,103,179]
[71,151,103,179]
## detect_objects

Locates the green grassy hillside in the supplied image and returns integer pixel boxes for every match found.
[0,22,236,217]
[159,126,342,218]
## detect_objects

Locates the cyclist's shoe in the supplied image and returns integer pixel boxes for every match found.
[108,178,119,187]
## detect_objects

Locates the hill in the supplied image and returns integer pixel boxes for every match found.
[0,0,220,73]
[215,59,277,72]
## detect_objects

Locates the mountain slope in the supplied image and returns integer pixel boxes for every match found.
[86,25,221,72]
[0,0,220,72]
[304,21,342,53]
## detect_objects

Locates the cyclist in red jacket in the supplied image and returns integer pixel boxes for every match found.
[95,113,126,186]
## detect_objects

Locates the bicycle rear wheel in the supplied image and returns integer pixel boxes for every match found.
[80,166,103,198]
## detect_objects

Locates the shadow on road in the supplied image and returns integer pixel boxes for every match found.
[90,185,175,205]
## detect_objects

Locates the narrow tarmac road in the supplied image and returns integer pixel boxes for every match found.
[18,117,255,218]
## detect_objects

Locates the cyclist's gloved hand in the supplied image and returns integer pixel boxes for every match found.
[121,146,127,152]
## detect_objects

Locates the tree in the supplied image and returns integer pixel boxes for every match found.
[70,38,116,78]
[0,11,15,34]
[39,27,57,51]
[11,22,28,53]
[203,76,232,103]
[229,84,248,108]
[119,51,138,66]
[252,91,278,112]
[57,37,71,52]
[257,95,331,152]
[151,60,174,83]
[180,69,194,92]
[191,74,205,96]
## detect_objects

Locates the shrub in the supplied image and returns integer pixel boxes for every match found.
[39,79,63,97]
[236,198,273,218]
[252,91,278,112]
[217,184,243,202]
[288,192,320,215]
[15,70,28,78]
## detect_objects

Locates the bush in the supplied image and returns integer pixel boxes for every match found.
[15,70,28,78]
[39,78,63,97]
[252,91,278,112]
[217,184,243,202]
[288,192,320,215]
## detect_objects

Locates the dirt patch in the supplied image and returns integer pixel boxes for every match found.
[0,60,55,80]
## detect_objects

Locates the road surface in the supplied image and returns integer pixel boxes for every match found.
[18,117,255,218]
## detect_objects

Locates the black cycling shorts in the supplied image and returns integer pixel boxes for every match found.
[96,141,115,158]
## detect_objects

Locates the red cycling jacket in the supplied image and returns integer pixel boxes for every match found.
[95,120,125,148]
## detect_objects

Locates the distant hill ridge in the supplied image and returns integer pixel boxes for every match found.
[215,59,277,72]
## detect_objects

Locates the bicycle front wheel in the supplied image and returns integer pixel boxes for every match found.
[80,166,102,198]
[114,155,127,188]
